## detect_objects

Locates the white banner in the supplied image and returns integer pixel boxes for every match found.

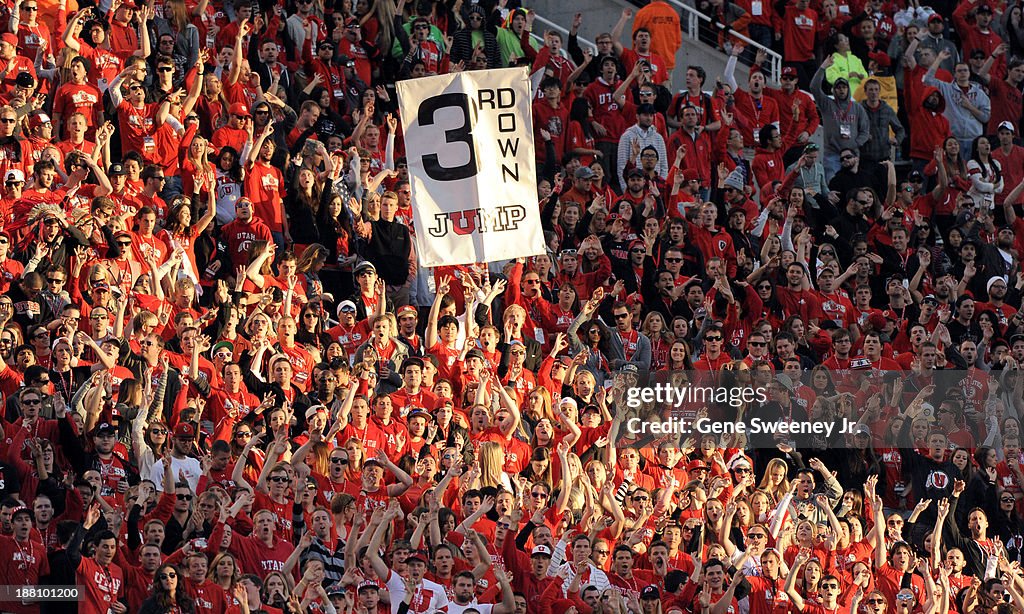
[396,67,545,267]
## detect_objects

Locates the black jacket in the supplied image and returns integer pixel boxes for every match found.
[364,218,412,286]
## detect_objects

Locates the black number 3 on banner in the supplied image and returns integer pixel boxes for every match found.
[417,93,478,181]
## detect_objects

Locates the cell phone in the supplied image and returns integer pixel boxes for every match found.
[192,538,207,549]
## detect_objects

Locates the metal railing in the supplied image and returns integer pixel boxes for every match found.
[661,0,782,82]
[530,13,599,54]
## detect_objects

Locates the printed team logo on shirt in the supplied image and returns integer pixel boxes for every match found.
[546,116,563,137]
[70,91,99,105]
[925,470,950,490]
[261,174,279,189]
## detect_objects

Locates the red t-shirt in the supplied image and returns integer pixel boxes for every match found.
[77,557,123,614]
[116,100,158,161]
[244,160,285,232]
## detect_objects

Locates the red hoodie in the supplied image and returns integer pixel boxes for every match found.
[907,83,951,161]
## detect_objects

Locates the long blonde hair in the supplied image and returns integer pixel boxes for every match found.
[757,457,791,503]
[478,441,506,490]
[166,0,191,33]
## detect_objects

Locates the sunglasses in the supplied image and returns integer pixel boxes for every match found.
[0,118,15,124]
[614,313,629,320]
[867,599,886,605]
[706,336,723,342]
[664,257,682,263]
[269,476,289,483]
[746,533,766,539]
[159,572,177,580]
[158,67,174,73]
[150,428,167,435]
[331,457,349,464]
[235,431,252,438]
[176,494,193,501]
[531,492,548,499]
[117,241,132,247]
[21,398,41,405]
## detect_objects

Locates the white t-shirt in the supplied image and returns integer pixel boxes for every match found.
[151,456,203,493]
[443,602,494,614]
[386,569,450,614]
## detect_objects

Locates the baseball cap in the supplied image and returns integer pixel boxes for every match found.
[338,54,355,67]
[327,583,346,596]
[407,408,432,422]
[574,166,596,180]
[337,300,357,315]
[210,340,234,358]
[27,112,50,130]
[999,120,1016,133]
[10,506,33,521]
[15,72,33,88]
[686,460,709,472]
[626,167,645,179]
[174,422,195,438]
[621,364,639,374]
[978,4,993,13]
[531,545,553,557]
[908,170,925,182]
[229,102,251,117]
[465,348,485,362]
[5,169,23,183]
[95,422,117,435]
[406,550,429,563]
[923,294,939,305]
[400,356,425,372]
[774,373,795,393]
[354,260,376,274]
[108,163,126,176]
[781,66,798,78]
[396,305,417,319]
[1,33,17,47]
[305,405,328,420]
[641,586,661,600]
[927,13,943,23]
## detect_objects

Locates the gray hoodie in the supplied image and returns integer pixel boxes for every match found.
[811,67,871,156]
[923,69,990,151]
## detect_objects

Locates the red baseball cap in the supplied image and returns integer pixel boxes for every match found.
[228,102,251,118]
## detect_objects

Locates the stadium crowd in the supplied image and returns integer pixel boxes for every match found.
[0,0,1022,613]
